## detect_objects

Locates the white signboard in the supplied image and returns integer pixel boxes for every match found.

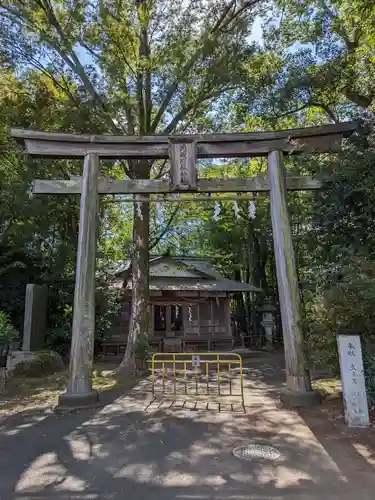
[337,335,370,427]
[191,355,201,368]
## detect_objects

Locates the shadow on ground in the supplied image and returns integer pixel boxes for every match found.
[1,353,375,500]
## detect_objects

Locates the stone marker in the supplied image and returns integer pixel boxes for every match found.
[22,284,48,351]
[337,334,370,427]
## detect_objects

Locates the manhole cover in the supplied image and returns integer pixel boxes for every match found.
[233,444,281,461]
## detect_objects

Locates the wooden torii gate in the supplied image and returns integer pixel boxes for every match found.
[11,122,358,409]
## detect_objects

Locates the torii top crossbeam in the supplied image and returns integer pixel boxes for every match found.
[11,122,358,159]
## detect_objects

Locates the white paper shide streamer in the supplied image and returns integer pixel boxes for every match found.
[213,201,221,222]
[248,200,256,219]
[233,200,239,219]
[156,202,162,221]
[188,306,192,322]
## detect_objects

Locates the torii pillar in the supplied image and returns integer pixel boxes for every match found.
[58,154,100,409]
[268,151,321,406]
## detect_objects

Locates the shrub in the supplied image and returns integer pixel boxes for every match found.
[96,289,122,341]
[0,311,19,352]
[45,289,123,358]
[45,305,72,357]
[133,335,149,361]
[304,257,375,400]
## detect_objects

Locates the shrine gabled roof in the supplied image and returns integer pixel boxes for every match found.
[107,255,262,293]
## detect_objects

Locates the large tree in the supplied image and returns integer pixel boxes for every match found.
[0,0,266,372]
[260,0,375,121]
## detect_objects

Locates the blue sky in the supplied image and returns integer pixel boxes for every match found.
[249,16,264,46]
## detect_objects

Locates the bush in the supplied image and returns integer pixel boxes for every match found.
[304,257,375,400]
[45,305,72,357]
[45,289,123,358]
[95,288,122,341]
[133,336,149,361]
[0,311,19,352]
[363,351,375,407]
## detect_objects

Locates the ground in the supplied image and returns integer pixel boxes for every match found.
[0,363,132,417]
[1,353,375,500]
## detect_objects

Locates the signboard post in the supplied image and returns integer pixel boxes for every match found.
[337,334,370,427]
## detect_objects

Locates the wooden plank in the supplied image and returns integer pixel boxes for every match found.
[11,121,359,158]
[64,154,99,399]
[33,175,325,195]
[267,150,311,394]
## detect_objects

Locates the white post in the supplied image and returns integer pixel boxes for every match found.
[268,150,320,406]
[337,335,369,427]
[58,154,100,409]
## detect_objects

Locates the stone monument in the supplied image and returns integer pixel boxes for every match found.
[7,284,48,373]
[22,284,48,351]
[337,334,370,427]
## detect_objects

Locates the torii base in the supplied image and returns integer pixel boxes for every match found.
[56,389,99,412]
[280,388,322,408]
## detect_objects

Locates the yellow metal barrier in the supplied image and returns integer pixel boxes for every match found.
[151,352,244,407]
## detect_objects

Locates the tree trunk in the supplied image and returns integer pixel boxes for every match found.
[118,195,150,374]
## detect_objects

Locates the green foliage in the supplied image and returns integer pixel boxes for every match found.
[132,336,149,362]
[262,0,375,119]
[96,289,123,341]
[0,311,18,350]
[304,257,375,376]
[363,351,375,406]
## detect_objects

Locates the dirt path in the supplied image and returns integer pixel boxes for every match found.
[1,354,375,499]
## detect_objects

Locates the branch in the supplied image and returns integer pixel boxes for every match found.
[221,0,261,32]
[149,204,181,250]
[318,0,357,52]
[271,100,339,122]
[150,1,256,132]
[310,101,338,123]
[163,87,233,134]
[88,21,138,78]
[153,159,169,179]
[343,88,373,109]
[1,2,123,132]
[36,0,125,134]
[4,37,79,103]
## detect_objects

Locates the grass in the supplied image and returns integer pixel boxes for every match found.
[0,363,135,417]
[312,377,342,399]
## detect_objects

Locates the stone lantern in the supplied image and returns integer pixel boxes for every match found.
[258,304,276,350]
